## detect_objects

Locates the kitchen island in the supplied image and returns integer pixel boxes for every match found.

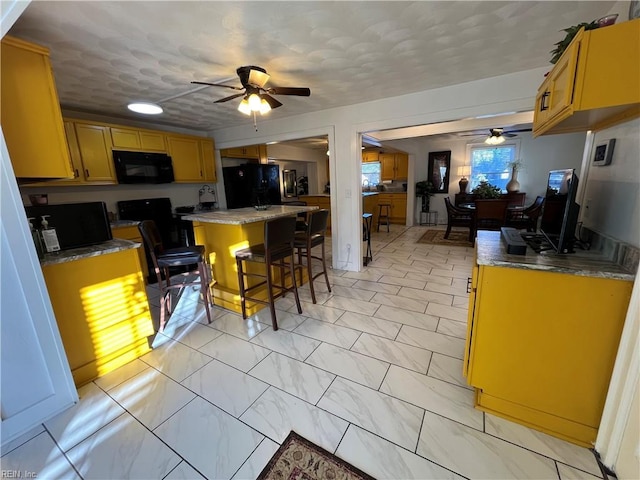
[185,205,317,314]
[41,239,154,387]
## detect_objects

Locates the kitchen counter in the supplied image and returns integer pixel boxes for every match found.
[476,231,635,280]
[184,205,317,225]
[40,238,140,267]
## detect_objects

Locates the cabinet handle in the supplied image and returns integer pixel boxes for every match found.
[85,169,90,178]
[74,169,79,178]
[540,91,550,111]
[467,277,472,294]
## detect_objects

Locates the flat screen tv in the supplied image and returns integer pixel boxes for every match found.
[540,168,580,254]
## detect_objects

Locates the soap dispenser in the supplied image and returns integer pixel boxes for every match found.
[28,217,45,259]
[40,215,61,253]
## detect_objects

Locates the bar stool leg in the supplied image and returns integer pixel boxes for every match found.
[289,254,302,315]
[321,242,331,292]
[236,257,248,319]
[199,260,213,324]
[306,245,317,304]
[265,257,278,330]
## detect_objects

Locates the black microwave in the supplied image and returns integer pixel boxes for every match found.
[113,150,175,184]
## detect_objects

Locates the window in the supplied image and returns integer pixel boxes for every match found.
[468,143,519,191]
[362,162,380,188]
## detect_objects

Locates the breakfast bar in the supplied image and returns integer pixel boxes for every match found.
[185,205,317,314]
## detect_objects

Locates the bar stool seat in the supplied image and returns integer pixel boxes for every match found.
[293,209,331,304]
[377,203,391,232]
[138,220,213,333]
[236,216,302,330]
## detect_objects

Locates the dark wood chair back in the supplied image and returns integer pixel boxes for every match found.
[475,199,509,231]
[444,197,474,241]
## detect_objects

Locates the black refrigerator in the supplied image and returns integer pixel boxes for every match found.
[223,164,282,209]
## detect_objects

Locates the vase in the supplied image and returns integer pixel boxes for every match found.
[506,167,520,192]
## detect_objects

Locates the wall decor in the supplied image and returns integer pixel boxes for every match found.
[428,151,451,193]
[283,169,297,197]
[593,139,615,166]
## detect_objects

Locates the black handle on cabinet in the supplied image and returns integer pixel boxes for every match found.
[467,277,472,294]
[540,92,550,111]
[85,169,90,178]
[74,168,79,178]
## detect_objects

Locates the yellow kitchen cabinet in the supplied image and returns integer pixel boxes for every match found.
[200,139,217,183]
[1,36,73,180]
[377,193,407,224]
[533,18,640,136]
[166,135,205,182]
[380,152,408,181]
[221,145,261,159]
[111,224,149,284]
[299,195,331,232]
[464,256,633,447]
[110,127,166,151]
[362,150,380,163]
[41,247,154,387]
[73,122,118,183]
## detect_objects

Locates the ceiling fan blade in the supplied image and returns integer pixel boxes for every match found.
[261,94,283,109]
[213,92,245,103]
[191,81,244,91]
[268,87,311,96]
[503,133,518,138]
[505,128,533,133]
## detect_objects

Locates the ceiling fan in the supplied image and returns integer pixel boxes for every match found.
[461,127,532,145]
[192,65,311,116]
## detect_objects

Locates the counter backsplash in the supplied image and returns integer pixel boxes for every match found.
[581,226,639,273]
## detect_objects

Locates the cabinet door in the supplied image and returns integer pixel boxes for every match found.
[363,151,379,163]
[200,139,217,183]
[547,38,581,120]
[463,263,480,378]
[390,195,407,223]
[166,136,204,182]
[111,225,148,284]
[74,123,117,182]
[394,153,408,180]
[221,146,260,159]
[380,153,396,181]
[140,131,166,151]
[110,127,141,150]
[1,37,73,179]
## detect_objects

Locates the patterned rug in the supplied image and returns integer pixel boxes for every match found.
[417,229,474,247]
[257,431,375,480]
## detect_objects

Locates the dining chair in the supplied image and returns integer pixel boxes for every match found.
[506,196,545,232]
[474,199,510,232]
[444,197,474,241]
[138,220,213,333]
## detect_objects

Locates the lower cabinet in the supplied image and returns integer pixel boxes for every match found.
[299,195,331,232]
[377,193,407,224]
[465,258,633,446]
[111,225,149,284]
[41,248,154,387]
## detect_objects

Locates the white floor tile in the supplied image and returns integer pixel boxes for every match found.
[0,432,80,480]
[336,425,461,480]
[154,397,263,480]
[381,364,483,430]
[374,304,439,331]
[181,359,269,417]
[231,438,280,480]
[289,300,345,323]
[417,410,558,479]
[250,327,320,360]
[378,275,427,289]
[293,317,361,349]
[323,295,380,316]
[197,333,271,372]
[140,338,213,382]
[427,352,472,390]
[306,342,389,389]
[397,325,466,359]
[437,318,467,339]
[371,292,428,314]
[209,312,266,340]
[241,387,348,452]
[250,309,308,331]
[330,284,376,301]
[318,377,423,451]
[352,279,401,295]
[405,272,454,285]
[165,461,206,479]
[93,359,150,392]
[66,412,180,479]
[249,352,335,404]
[336,311,401,339]
[397,286,454,306]
[107,368,196,430]
[44,382,126,452]
[163,321,224,349]
[351,333,432,374]
[485,414,601,477]
[557,463,603,479]
[425,302,468,322]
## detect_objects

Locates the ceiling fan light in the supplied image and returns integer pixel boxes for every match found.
[259,98,271,115]
[237,98,251,115]
[127,102,163,114]
[248,93,261,111]
[485,135,505,145]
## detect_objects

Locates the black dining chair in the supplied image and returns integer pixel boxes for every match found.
[474,199,510,232]
[444,197,474,242]
[138,220,213,333]
[506,196,545,232]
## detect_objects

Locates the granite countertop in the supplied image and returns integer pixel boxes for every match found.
[476,231,635,281]
[110,220,140,228]
[184,205,318,225]
[40,239,140,267]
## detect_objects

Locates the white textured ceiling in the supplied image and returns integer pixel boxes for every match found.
[9,1,617,132]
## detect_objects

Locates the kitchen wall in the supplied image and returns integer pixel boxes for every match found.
[384,131,587,225]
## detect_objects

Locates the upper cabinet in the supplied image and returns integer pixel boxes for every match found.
[380,152,408,181]
[533,19,640,137]
[110,127,166,151]
[220,145,268,163]
[362,150,379,163]
[1,36,73,180]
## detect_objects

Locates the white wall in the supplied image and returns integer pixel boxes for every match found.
[580,117,640,247]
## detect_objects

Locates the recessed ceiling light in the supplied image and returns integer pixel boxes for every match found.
[127,102,163,114]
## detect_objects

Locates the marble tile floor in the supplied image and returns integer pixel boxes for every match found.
[1,225,605,479]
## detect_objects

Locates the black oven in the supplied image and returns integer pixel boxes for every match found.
[113,150,174,184]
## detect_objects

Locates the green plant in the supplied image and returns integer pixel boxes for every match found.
[415,180,434,197]
[472,180,502,199]
[550,21,598,64]
[508,159,524,171]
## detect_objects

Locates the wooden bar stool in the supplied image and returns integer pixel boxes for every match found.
[235,216,302,330]
[362,213,373,266]
[293,209,331,304]
[377,203,391,232]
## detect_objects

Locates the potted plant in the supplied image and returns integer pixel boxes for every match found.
[472,180,502,199]
[416,180,435,212]
[549,14,618,64]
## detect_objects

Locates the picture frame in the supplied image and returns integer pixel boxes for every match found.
[593,139,615,166]
[428,151,451,193]
[282,169,297,197]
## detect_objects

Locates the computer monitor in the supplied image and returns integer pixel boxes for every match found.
[540,169,580,254]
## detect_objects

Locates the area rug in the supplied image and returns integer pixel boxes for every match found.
[417,229,473,247]
[257,431,375,480]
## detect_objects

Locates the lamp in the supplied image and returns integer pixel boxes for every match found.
[237,93,272,116]
[237,97,251,115]
[485,133,505,145]
[457,165,471,193]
